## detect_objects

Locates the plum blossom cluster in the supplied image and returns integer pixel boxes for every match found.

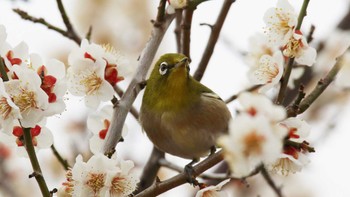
[67,39,129,109]
[218,92,314,177]
[0,25,66,153]
[218,92,288,177]
[269,117,312,175]
[58,154,138,197]
[246,0,317,92]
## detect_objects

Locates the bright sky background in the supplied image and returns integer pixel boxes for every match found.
[1,0,350,196]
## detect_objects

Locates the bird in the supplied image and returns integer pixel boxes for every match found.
[139,53,231,182]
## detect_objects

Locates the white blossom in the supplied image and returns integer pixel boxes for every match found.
[218,114,286,177]
[0,78,21,132]
[248,51,284,92]
[263,0,298,46]
[60,154,138,197]
[30,54,67,116]
[195,179,230,197]
[69,39,130,86]
[238,92,286,122]
[67,39,131,109]
[268,117,311,175]
[269,153,310,176]
[246,33,278,68]
[67,57,114,109]
[4,65,48,127]
[282,31,317,66]
[0,41,29,75]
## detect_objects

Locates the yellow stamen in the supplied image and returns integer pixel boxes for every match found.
[80,73,103,95]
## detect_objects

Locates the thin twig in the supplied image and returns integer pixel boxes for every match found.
[0,57,9,82]
[86,26,93,41]
[298,57,343,114]
[286,85,305,117]
[159,158,232,181]
[154,0,167,27]
[50,145,70,171]
[23,127,50,197]
[225,85,261,104]
[13,8,81,44]
[174,10,183,52]
[193,0,236,81]
[306,25,315,43]
[276,0,311,105]
[261,166,283,197]
[276,58,295,105]
[181,8,194,59]
[133,147,165,195]
[56,0,81,44]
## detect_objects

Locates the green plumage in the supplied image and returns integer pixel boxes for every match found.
[140,53,231,159]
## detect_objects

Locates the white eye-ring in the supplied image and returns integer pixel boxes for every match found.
[159,62,168,75]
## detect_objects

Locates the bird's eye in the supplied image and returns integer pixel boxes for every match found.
[159,62,168,75]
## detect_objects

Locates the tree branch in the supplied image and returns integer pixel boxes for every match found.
[298,57,343,114]
[133,147,165,195]
[261,166,283,197]
[181,8,194,59]
[159,158,231,181]
[103,11,176,155]
[0,57,9,82]
[55,0,81,44]
[50,145,70,171]
[23,127,50,197]
[114,85,140,120]
[135,150,225,197]
[174,10,183,52]
[193,0,236,81]
[13,8,81,44]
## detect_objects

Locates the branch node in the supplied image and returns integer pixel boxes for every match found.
[199,23,214,29]
[29,171,42,179]
[50,188,58,194]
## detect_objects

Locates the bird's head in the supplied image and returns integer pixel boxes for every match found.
[149,53,190,85]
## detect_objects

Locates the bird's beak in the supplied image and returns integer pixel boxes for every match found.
[174,57,189,69]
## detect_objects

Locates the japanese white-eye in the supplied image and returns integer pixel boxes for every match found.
[140,53,231,161]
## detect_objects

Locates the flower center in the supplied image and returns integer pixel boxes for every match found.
[243,131,266,157]
[80,72,103,95]
[0,97,12,119]
[85,173,106,195]
[12,89,37,113]
[283,36,303,58]
[110,176,130,196]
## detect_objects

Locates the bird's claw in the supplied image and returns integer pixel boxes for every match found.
[184,161,200,186]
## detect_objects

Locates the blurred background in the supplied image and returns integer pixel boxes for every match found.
[0,0,350,196]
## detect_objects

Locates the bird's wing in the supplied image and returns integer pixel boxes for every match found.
[201,92,223,101]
